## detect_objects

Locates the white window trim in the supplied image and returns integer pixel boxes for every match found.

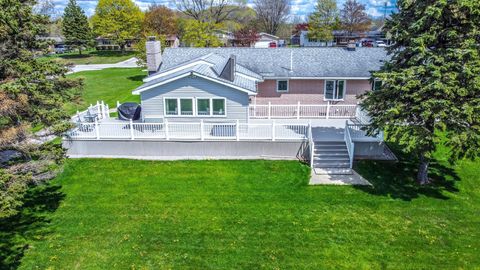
[372,79,382,91]
[324,80,347,101]
[163,97,196,118]
[163,97,227,118]
[276,80,289,93]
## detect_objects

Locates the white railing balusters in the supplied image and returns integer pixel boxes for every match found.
[344,120,355,169]
[248,103,357,119]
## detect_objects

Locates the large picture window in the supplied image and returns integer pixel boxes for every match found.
[197,99,210,116]
[180,99,193,115]
[165,99,178,115]
[212,99,226,116]
[324,80,346,100]
[165,97,226,117]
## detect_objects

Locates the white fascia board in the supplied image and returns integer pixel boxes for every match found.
[143,60,213,82]
[133,72,257,96]
[264,76,372,80]
[236,72,264,82]
[132,72,192,95]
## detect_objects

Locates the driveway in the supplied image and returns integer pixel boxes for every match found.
[68,57,141,74]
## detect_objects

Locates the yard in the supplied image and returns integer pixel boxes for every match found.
[44,50,137,65]
[66,68,145,114]
[2,145,479,269]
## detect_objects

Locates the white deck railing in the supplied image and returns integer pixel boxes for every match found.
[66,119,310,142]
[347,123,384,141]
[71,101,109,123]
[249,102,358,119]
[344,121,355,169]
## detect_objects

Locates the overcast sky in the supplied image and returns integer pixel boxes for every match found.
[51,0,397,21]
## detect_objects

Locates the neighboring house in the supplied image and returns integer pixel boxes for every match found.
[299,28,390,47]
[299,31,335,47]
[254,32,280,48]
[95,37,138,51]
[165,35,180,48]
[214,30,235,47]
[37,36,66,53]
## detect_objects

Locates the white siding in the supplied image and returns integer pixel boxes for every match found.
[140,76,250,122]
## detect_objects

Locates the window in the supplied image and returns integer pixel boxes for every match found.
[165,99,178,115]
[373,80,382,91]
[197,99,210,116]
[212,99,226,116]
[180,99,193,115]
[276,80,289,92]
[324,80,346,100]
[164,98,193,116]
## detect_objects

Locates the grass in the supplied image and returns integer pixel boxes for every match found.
[44,50,136,65]
[2,145,479,269]
[66,68,145,114]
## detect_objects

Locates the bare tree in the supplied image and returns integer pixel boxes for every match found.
[176,0,243,24]
[340,0,371,35]
[253,0,290,35]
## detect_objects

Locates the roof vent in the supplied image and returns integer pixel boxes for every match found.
[220,55,236,82]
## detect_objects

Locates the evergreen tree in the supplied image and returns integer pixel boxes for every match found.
[62,0,92,55]
[91,0,144,53]
[0,0,82,217]
[308,0,338,42]
[360,0,480,184]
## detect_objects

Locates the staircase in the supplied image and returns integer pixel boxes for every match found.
[312,141,352,175]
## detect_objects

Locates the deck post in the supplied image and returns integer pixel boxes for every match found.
[117,101,120,108]
[105,104,109,118]
[236,120,240,141]
[101,101,106,119]
[268,102,271,119]
[165,119,169,140]
[97,101,101,118]
[129,119,134,140]
[94,118,100,140]
[272,120,276,141]
[76,110,81,122]
[297,101,301,119]
[200,119,204,141]
[326,101,331,119]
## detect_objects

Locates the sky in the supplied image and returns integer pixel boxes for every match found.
[50,0,397,21]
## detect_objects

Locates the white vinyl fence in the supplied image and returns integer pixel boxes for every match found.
[71,101,109,123]
[67,120,309,141]
[249,102,358,119]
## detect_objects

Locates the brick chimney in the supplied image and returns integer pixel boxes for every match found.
[146,36,162,74]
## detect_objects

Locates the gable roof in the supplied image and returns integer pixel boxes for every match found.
[156,47,389,78]
[133,53,261,95]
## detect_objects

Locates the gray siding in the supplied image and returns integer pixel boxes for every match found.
[140,76,250,122]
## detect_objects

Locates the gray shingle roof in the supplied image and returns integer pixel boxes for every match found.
[158,47,389,78]
[134,53,259,93]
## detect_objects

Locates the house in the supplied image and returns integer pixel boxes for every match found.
[165,35,180,48]
[254,32,280,48]
[213,30,235,47]
[299,28,390,47]
[65,37,393,172]
[95,37,138,51]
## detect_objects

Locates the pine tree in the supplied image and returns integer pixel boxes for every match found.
[360,0,480,184]
[308,0,339,42]
[0,0,82,217]
[62,0,92,55]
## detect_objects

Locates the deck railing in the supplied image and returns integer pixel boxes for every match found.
[71,101,109,123]
[249,102,357,119]
[66,119,309,142]
[344,121,355,169]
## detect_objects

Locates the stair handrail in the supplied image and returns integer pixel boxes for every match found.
[344,121,354,168]
[308,122,314,168]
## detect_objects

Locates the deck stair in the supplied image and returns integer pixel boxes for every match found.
[312,141,352,175]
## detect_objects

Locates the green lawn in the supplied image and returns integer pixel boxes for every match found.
[2,147,479,269]
[45,50,136,65]
[66,68,145,114]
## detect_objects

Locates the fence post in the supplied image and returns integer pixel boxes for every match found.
[105,104,109,119]
[326,101,331,119]
[165,119,169,140]
[129,119,134,140]
[297,101,301,120]
[97,101,101,118]
[272,120,276,141]
[94,118,100,140]
[268,102,271,119]
[200,119,204,141]
[236,120,240,141]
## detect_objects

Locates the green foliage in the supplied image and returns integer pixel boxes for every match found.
[360,0,480,183]
[91,0,144,52]
[180,19,222,47]
[0,0,81,218]
[62,0,92,54]
[308,0,339,42]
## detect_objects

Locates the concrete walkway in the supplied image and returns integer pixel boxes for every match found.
[68,57,141,74]
[309,169,372,186]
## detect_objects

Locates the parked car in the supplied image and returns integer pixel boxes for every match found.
[54,44,68,54]
[375,40,387,47]
[268,42,277,48]
[361,40,374,47]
